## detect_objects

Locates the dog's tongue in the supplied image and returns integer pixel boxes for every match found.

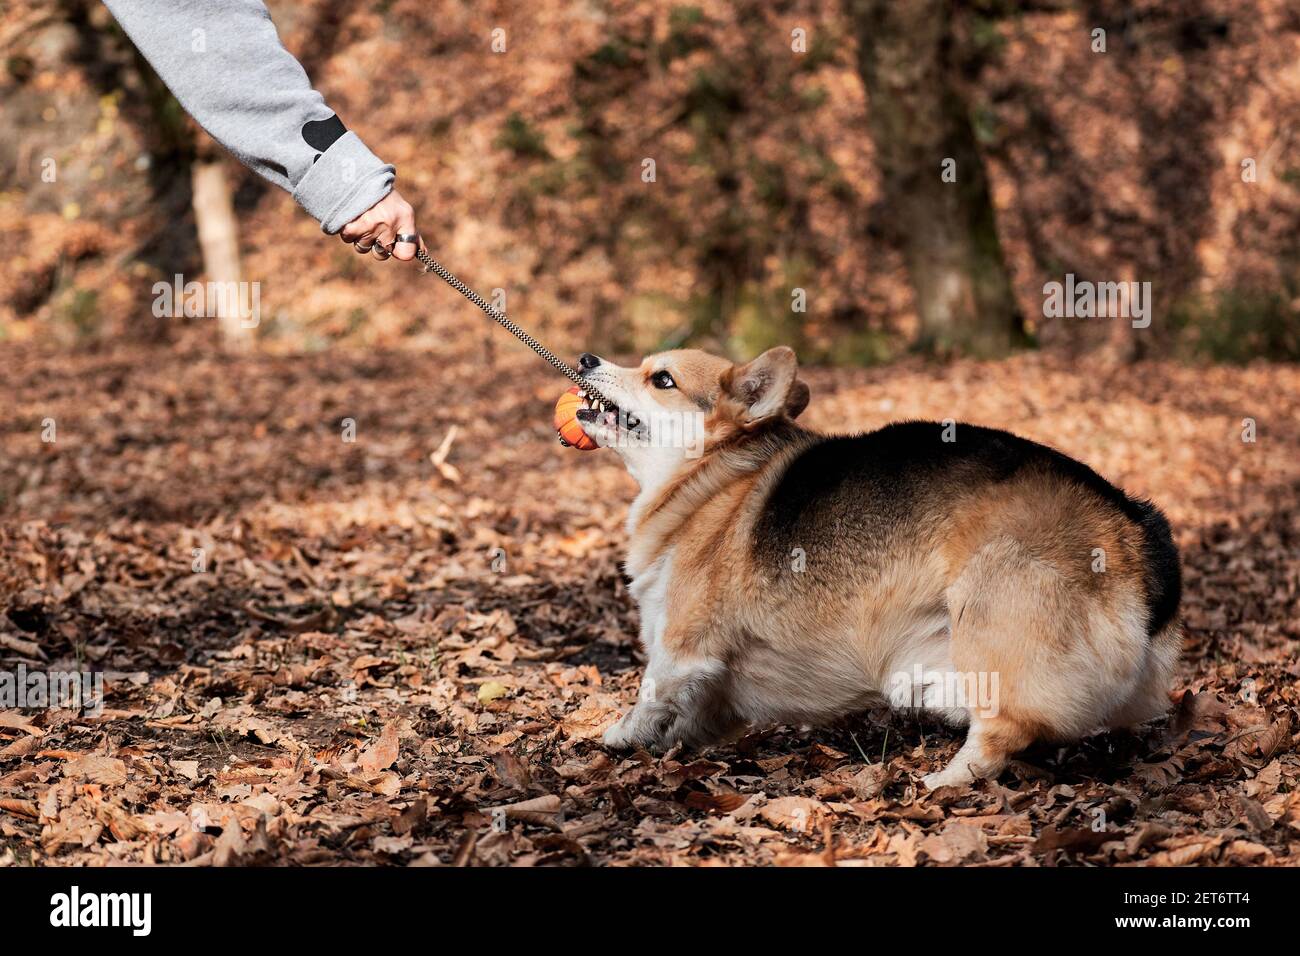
[553,386,598,451]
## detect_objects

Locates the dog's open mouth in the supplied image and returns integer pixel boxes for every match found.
[574,394,642,434]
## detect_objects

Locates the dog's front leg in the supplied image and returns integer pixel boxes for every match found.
[603,652,731,752]
[601,672,671,750]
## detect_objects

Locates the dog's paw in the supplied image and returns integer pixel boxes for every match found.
[921,764,975,790]
[602,715,635,750]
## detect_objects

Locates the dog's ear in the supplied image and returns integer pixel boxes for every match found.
[722,347,809,426]
[785,378,810,419]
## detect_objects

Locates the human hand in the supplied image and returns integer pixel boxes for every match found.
[339,188,423,262]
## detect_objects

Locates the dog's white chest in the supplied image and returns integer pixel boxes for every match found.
[627,552,673,651]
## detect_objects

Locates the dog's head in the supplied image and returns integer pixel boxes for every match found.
[574,346,810,487]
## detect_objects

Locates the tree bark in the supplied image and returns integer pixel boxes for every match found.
[847,0,1025,357]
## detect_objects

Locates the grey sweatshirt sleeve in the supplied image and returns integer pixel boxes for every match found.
[103,0,394,234]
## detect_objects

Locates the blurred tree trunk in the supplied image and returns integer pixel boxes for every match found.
[63,1,250,348]
[191,145,250,349]
[60,0,209,343]
[846,0,1025,357]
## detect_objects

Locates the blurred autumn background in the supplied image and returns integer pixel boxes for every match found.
[1,2,1299,867]
[4,0,1298,359]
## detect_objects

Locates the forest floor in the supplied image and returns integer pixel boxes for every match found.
[1,342,1298,866]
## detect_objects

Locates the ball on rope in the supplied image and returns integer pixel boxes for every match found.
[554,386,598,451]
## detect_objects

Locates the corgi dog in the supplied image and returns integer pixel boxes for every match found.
[574,346,1182,788]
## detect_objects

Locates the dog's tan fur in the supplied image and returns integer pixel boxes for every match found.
[577,347,1182,787]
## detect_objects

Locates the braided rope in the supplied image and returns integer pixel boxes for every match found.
[414,247,612,409]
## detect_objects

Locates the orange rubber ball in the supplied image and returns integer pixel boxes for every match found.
[554,386,598,451]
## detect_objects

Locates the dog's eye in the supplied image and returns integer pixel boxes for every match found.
[651,370,676,390]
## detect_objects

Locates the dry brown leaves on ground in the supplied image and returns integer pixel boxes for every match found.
[1,345,1298,866]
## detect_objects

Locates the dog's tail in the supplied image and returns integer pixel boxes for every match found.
[1134,500,1181,637]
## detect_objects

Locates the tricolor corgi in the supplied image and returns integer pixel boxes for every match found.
[574,347,1182,787]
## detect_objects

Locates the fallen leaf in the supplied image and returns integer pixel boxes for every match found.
[63,755,127,786]
[357,722,401,774]
[755,796,828,833]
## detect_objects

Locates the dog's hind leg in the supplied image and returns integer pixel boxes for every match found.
[923,533,1147,788]
[1106,619,1181,729]
[922,715,1035,789]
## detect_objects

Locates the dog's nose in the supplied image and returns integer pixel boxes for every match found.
[578,352,601,370]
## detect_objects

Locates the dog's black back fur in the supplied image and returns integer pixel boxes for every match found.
[753,421,1181,636]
